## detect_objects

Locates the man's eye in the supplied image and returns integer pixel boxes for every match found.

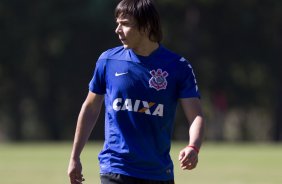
[122,23,129,26]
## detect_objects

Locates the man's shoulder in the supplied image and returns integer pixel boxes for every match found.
[160,46,179,58]
[159,45,191,65]
[98,46,128,60]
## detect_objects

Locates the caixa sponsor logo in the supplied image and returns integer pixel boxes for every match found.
[112,98,164,117]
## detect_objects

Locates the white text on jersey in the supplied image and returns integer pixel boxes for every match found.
[113,98,164,117]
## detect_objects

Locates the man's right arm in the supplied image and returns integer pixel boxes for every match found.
[68,91,104,184]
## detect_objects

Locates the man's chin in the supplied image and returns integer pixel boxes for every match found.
[122,44,131,49]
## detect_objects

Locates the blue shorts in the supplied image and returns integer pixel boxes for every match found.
[100,173,175,184]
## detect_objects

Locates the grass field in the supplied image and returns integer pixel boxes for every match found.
[0,142,282,184]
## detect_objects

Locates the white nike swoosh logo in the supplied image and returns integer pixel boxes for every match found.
[115,72,128,76]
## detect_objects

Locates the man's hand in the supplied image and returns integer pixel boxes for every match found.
[178,146,199,170]
[68,158,85,184]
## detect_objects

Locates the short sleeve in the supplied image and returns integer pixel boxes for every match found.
[89,59,106,94]
[177,59,200,98]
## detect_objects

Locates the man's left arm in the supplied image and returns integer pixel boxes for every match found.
[178,97,205,170]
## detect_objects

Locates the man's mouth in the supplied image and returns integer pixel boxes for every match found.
[119,37,126,42]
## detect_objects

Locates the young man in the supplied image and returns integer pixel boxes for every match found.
[68,0,205,183]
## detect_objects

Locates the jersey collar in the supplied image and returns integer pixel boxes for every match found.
[128,44,163,63]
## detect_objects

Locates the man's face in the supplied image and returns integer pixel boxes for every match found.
[115,15,146,49]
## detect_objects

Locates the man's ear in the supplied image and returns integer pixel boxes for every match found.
[141,26,150,37]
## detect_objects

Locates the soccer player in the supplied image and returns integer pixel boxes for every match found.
[68,0,205,183]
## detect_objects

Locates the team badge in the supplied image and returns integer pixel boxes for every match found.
[149,69,169,91]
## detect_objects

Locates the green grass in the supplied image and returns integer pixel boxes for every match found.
[0,142,282,184]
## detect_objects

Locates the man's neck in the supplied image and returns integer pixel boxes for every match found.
[132,41,159,56]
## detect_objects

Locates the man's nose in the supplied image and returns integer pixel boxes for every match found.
[115,24,121,34]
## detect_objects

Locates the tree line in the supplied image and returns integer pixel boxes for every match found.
[0,0,281,141]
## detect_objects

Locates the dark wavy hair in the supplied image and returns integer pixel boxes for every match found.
[115,0,163,43]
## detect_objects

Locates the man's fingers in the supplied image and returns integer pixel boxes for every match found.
[178,150,185,161]
[75,173,85,182]
[70,177,85,184]
[69,172,85,184]
[180,151,196,164]
[181,156,198,170]
[180,152,198,170]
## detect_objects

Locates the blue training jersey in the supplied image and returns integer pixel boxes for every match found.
[89,45,200,181]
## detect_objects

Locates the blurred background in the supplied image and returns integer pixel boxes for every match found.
[0,0,282,143]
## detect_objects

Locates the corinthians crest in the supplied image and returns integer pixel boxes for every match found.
[149,69,169,91]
